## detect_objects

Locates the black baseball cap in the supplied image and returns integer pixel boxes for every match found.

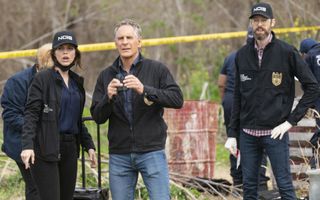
[299,38,318,54]
[52,31,78,49]
[249,2,273,19]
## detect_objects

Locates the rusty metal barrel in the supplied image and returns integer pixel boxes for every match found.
[164,100,219,178]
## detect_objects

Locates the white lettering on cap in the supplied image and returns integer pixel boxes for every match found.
[253,7,266,12]
[57,35,73,41]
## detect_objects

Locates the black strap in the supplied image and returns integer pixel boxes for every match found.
[81,117,102,189]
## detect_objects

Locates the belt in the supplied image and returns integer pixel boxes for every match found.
[60,133,76,141]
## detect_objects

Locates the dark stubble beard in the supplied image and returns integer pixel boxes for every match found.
[254,27,270,41]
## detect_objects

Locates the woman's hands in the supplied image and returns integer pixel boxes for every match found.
[21,148,97,169]
[88,149,97,168]
[21,149,35,169]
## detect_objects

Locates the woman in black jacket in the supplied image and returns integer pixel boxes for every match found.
[21,31,97,200]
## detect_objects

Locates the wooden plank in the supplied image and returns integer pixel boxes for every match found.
[290,147,313,157]
[290,164,309,174]
[288,132,314,141]
[289,141,312,147]
[290,157,311,164]
[296,117,316,127]
[269,116,316,189]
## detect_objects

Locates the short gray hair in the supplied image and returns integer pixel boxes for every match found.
[114,19,142,39]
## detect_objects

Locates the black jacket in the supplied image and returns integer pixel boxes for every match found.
[90,55,183,154]
[228,32,320,137]
[22,69,95,161]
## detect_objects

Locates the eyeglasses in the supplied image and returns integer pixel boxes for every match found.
[251,18,269,26]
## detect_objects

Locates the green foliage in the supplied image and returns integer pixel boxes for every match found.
[0,162,24,200]
[277,16,320,50]
[82,107,109,154]
[190,14,205,31]
[177,41,230,101]
[170,185,189,200]
[134,184,201,200]
[216,143,230,166]
[135,187,149,199]
[144,20,172,37]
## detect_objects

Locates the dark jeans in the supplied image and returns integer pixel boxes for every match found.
[240,130,296,200]
[16,161,40,200]
[223,93,269,187]
[30,135,78,200]
[230,151,269,188]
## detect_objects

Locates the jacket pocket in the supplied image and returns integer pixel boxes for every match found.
[37,121,59,160]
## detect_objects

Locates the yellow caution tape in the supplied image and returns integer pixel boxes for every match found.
[1,26,319,59]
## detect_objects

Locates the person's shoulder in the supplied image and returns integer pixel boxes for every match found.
[236,44,250,56]
[33,68,55,83]
[99,64,117,76]
[142,58,166,69]
[142,57,161,64]
[308,44,320,56]
[273,38,296,52]
[227,51,237,60]
[36,68,52,77]
[7,66,35,82]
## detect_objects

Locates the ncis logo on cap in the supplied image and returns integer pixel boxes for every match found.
[52,31,78,49]
[249,2,273,19]
[58,35,73,41]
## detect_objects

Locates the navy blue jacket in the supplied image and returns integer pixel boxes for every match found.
[220,51,236,94]
[91,55,183,154]
[305,43,320,84]
[1,65,37,162]
[229,32,320,137]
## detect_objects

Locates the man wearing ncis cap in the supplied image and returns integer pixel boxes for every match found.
[225,2,319,199]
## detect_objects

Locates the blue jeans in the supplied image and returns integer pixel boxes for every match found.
[109,150,170,200]
[240,130,296,200]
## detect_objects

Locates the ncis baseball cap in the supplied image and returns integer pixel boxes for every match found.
[52,31,78,49]
[249,2,273,19]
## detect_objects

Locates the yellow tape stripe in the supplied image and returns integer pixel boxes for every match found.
[1,26,319,59]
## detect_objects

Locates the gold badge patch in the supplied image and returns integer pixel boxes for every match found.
[272,72,282,86]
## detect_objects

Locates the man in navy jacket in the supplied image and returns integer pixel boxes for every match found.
[1,43,52,200]
[300,38,320,126]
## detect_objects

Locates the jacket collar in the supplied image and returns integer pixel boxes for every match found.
[247,31,276,49]
[111,53,144,72]
[50,68,84,86]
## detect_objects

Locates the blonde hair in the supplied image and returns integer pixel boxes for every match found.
[36,43,53,70]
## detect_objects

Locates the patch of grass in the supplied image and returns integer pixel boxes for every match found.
[0,160,24,200]
[215,143,230,166]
